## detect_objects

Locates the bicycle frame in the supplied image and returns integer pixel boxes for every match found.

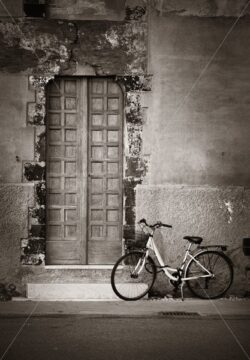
[145,235,213,282]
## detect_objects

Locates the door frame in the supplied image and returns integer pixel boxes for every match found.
[45,76,124,265]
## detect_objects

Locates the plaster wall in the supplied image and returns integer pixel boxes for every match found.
[145,13,250,186]
[0,74,34,183]
[0,184,34,285]
[137,9,250,295]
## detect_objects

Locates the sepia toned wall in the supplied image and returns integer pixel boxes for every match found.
[145,12,250,186]
[134,4,250,295]
[0,0,149,294]
[0,0,249,296]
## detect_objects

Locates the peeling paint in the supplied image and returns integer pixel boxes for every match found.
[125,5,146,20]
[124,178,141,223]
[126,92,143,123]
[35,130,46,162]
[28,77,50,126]
[27,102,46,126]
[126,157,147,178]
[35,182,46,206]
[0,20,75,75]
[127,123,143,156]
[29,75,54,89]
[117,74,152,91]
[224,200,233,223]
[104,28,119,48]
[29,206,46,225]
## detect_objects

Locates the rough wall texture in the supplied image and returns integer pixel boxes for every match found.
[0,18,147,76]
[136,185,250,295]
[145,12,250,186]
[0,74,34,183]
[0,185,34,285]
[47,0,126,21]
[152,0,250,17]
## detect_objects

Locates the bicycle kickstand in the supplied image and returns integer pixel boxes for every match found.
[180,282,184,301]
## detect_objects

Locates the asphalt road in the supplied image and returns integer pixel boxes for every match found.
[0,316,249,360]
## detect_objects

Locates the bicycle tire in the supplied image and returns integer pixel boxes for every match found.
[111,251,157,301]
[185,250,233,299]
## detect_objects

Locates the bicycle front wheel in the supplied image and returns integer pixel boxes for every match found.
[186,250,233,299]
[111,251,157,301]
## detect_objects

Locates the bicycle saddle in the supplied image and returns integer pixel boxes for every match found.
[183,236,203,244]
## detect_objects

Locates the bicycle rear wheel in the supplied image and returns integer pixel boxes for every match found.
[185,250,233,299]
[111,251,156,301]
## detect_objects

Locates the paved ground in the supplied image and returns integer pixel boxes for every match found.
[0,299,249,360]
[0,298,249,317]
[0,316,250,360]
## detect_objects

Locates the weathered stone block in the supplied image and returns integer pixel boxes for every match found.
[21,238,45,265]
[23,162,45,182]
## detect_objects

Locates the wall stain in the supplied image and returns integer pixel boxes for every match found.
[117,74,152,91]
[125,5,146,20]
[35,131,46,162]
[24,162,45,181]
[35,182,46,206]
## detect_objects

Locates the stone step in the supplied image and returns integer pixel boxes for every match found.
[27,283,148,301]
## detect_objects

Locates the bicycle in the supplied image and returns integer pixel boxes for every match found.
[111,219,234,301]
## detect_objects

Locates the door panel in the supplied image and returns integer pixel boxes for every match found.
[88,78,123,264]
[46,77,87,265]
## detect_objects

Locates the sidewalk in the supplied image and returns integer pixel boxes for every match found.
[0,298,249,318]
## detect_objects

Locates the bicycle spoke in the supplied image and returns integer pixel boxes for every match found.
[111,251,156,301]
[186,251,233,299]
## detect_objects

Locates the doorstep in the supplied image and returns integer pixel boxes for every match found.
[27,283,148,301]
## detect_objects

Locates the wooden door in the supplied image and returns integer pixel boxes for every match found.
[46,77,123,265]
[46,78,87,264]
[88,78,123,264]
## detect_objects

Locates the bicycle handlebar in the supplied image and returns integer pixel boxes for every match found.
[138,218,172,229]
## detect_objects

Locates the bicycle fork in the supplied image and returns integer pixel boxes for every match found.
[132,251,148,277]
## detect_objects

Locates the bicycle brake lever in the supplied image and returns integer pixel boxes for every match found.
[138,218,147,225]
